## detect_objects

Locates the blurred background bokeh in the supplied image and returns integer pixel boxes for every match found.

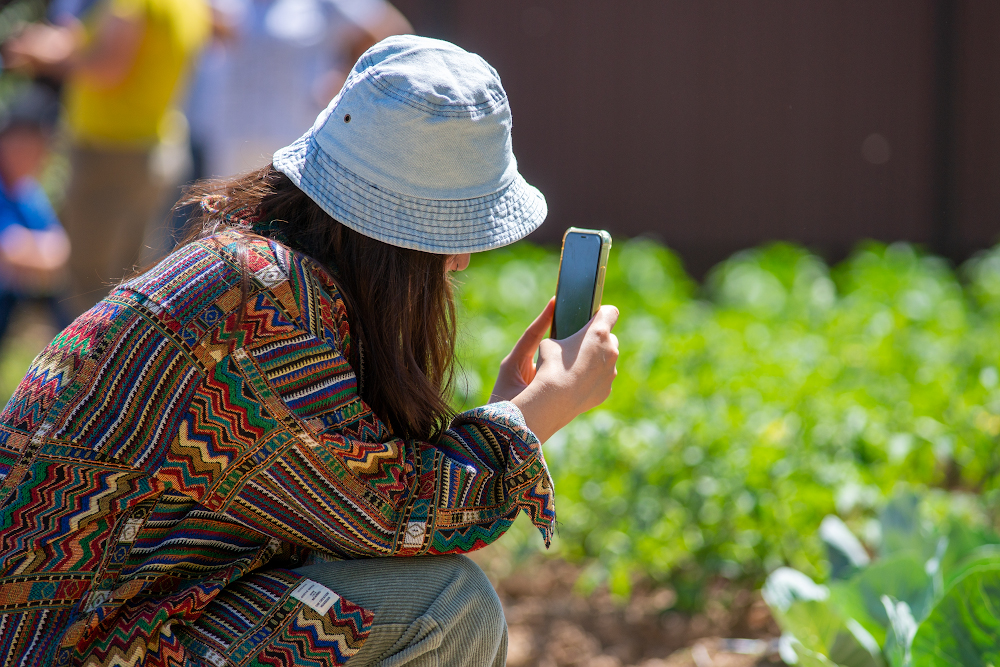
[2,0,998,277]
[394,1,1000,275]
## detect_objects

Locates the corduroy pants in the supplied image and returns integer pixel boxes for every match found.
[293,555,507,667]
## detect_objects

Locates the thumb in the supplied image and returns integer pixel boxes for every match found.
[592,304,620,332]
[508,297,555,362]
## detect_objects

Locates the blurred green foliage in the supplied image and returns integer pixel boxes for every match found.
[764,490,1000,665]
[453,239,1000,607]
[0,0,43,44]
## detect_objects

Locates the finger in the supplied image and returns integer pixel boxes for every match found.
[509,297,555,360]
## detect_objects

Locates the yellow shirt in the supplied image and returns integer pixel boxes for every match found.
[64,0,209,148]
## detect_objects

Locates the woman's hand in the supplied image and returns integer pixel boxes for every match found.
[490,297,555,404]
[492,298,620,443]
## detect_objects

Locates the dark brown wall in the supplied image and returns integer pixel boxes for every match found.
[394,0,999,273]
[953,1,1000,254]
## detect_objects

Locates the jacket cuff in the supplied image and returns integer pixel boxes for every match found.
[460,401,556,547]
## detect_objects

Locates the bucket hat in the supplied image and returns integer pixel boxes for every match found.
[273,35,547,254]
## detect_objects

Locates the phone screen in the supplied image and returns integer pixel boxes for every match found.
[553,232,602,340]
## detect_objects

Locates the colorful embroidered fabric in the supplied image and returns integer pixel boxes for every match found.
[0,229,555,667]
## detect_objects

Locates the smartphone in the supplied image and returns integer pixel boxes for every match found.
[551,227,612,340]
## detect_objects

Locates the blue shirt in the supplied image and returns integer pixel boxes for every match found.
[0,177,62,234]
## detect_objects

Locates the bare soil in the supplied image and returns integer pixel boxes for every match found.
[471,551,783,667]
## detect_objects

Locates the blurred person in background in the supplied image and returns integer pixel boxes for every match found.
[2,0,210,316]
[47,0,105,27]
[0,84,71,341]
[186,0,411,180]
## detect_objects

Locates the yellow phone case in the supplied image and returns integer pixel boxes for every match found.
[553,227,613,338]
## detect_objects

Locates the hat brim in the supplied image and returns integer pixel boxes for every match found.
[273,134,547,254]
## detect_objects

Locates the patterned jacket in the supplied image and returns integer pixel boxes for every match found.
[0,229,555,667]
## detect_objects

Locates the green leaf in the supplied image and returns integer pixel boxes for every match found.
[791,633,885,667]
[942,544,1000,591]
[879,493,924,558]
[784,636,848,667]
[821,515,871,580]
[936,520,1000,590]
[835,552,934,631]
[795,646,842,667]
[764,567,831,613]
[829,620,886,667]
[764,568,885,666]
[882,596,917,667]
[910,564,1000,667]
[829,582,888,647]
[763,568,837,654]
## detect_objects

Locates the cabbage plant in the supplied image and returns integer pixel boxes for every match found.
[764,491,1000,666]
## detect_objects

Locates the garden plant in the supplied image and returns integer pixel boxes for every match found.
[763,490,1000,666]
[452,238,1000,613]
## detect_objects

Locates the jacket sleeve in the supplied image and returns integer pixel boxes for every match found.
[402,400,555,554]
[173,335,555,559]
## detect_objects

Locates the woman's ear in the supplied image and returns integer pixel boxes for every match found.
[446,253,471,272]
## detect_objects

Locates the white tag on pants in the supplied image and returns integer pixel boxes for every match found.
[291,578,340,615]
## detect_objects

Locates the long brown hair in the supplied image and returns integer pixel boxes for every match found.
[176,164,457,441]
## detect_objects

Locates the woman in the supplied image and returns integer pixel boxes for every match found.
[0,35,619,667]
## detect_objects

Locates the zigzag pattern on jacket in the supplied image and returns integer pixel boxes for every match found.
[0,228,554,667]
[182,569,372,667]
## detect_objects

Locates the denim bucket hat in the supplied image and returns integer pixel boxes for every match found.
[273,35,547,254]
